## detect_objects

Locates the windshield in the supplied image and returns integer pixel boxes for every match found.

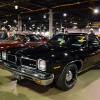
[6,34,24,41]
[24,35,40,42]
[48,34,87,46]
[6,34,41,42]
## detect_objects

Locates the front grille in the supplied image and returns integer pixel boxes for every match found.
[7,54,16,63]
[20,56,36,69]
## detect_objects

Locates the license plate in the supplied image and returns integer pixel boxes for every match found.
[12,73,21,80]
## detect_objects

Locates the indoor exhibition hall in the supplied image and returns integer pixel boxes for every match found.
[0,0,100,100]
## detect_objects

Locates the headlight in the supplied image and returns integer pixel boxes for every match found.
[38,59,46,71]
[2,51,7,60]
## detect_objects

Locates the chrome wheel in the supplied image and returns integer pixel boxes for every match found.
[66,70,73,82]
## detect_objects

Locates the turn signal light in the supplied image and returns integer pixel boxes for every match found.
[35,79,41,85]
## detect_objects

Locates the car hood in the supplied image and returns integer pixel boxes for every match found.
[17,44,80,59]
[0,40,22,50]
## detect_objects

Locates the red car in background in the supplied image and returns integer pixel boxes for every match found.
[0,33,49,50]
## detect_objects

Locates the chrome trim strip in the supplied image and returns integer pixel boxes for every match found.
[21,65,36,69]
[0,63,54,86]
[20,56,36,69]
[21,56,36,61]
[64,60,83,72]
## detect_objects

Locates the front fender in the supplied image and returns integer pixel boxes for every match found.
[51,52,83,79]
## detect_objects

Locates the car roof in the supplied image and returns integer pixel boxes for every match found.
[68,33,87,34]
[15,33,48,38]
[15,33,37,36]
[57,33,99,38]
[58,33,88,36]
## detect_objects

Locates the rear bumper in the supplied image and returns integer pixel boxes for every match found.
[0,61,54,86]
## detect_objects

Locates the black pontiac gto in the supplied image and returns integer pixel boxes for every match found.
[0,33,100,91]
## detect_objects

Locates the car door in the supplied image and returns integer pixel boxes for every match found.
[81,35,100,71]
[89,35,100,63]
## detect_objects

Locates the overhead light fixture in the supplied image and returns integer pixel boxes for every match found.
[65,20,67,22]
[94,9,99,13]
[43,15,46,18]
[56,22,58,24]
[77,2,80,4]
[63,13,67,17]
[32,24,35,26]
[73,22,77,25]
[15,5,18,9]
[28,17,31,20]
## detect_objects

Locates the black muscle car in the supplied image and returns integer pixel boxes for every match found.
[0,33,100,91]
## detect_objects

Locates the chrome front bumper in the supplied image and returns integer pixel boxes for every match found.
[0,61,54,86]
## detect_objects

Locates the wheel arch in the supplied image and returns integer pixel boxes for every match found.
[56,61,82,90]
[72,60,83,71]
[60,60,83,78]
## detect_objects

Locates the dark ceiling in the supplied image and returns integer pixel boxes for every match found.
[0,0,100,30]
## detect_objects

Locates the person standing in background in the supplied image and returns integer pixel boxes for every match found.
[88,28,95,35]
[53,29,57,37]
[11,27,16,36]
[64,28,68,34]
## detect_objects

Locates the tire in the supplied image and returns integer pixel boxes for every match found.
[56,64,78,91]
